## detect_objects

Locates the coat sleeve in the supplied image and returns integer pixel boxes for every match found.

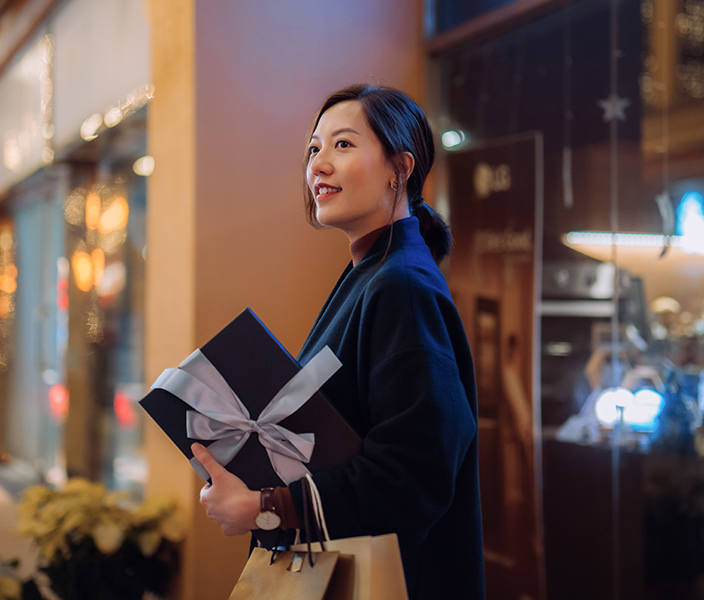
[289,271,478,549]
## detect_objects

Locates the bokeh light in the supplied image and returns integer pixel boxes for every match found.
[595,387,635,427]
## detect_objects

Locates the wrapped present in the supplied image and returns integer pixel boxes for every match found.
[139,309,361,542]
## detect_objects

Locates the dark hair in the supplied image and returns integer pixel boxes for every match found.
[303,84,452,264]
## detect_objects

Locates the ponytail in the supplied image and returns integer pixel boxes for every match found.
[411,200,452,264]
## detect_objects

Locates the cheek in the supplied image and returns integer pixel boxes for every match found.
[349,159,382,191]
[362,155,393,188]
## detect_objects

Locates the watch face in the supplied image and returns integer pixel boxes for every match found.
[255,511,281,531]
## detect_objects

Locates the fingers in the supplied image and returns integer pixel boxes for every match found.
[190,443,260,536]
[199,482,211,506]
[191,442,227,481]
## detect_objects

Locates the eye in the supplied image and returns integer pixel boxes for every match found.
[308,145,320,157]
[336,140,352,149]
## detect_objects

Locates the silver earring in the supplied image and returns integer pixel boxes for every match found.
[391,180,398,191]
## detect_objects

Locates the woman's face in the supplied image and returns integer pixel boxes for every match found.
[306,101,407,243]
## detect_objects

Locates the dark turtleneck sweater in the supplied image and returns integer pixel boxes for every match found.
[272,225,389,530]
[275,217,484,599]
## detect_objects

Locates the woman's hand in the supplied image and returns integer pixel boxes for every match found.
[191,443,260,536]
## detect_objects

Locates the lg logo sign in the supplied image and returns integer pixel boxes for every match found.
[473,162,511,199]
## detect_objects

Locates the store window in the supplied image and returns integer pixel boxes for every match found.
[428,0,520,35]
[1,169,69,489]
[433,0,704,598]
[62,124,148,496]
[0,110,148,498]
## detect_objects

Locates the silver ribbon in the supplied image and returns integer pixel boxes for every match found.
[151,345,342,484]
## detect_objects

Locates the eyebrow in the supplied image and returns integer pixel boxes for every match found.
[310,127,361,141]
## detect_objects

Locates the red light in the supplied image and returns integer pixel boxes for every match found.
[56,279,69,311]
[114,390,137,429]
[49,384,69,420]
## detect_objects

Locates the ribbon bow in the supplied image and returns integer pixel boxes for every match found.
[151,346,342,484]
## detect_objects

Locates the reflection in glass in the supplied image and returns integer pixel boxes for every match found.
[1,180,67,487]
[434,0,704,596]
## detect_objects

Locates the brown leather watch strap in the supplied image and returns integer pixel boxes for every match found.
[260,487,276,513]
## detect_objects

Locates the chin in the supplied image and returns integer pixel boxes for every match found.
[316,208,343,230]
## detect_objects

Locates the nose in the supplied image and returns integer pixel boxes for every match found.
[309,147,332,176]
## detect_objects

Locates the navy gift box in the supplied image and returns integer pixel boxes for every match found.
[139,308,360,544]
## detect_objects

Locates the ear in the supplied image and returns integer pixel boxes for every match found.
[397,152,415,184]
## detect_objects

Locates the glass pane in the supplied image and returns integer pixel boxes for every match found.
[2,174,67,488]
[63,130,148,497]
[430,0,520,35]
[1,112,148,500]
[435,0,704,597]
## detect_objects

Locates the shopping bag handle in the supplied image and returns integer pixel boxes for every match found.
[300,474,327,567]
[304,473,331,542]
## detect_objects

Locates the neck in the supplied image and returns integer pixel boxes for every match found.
[349,225,389,265]
[345,201,410,246]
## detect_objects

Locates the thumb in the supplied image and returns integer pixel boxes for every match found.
[191,443,228,481]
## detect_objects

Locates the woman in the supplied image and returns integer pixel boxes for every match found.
[192,84,485,599]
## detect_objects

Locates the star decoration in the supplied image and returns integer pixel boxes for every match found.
[598,94,631,122]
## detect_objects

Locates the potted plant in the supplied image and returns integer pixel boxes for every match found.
[16,478,184,600]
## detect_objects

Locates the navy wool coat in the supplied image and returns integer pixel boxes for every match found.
[289,217,485,599]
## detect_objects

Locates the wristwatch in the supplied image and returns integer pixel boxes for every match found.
[254,488,281,530]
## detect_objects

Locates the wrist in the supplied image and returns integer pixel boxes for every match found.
[247,490,261,531]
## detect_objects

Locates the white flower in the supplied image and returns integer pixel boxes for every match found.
[92,521,126,555]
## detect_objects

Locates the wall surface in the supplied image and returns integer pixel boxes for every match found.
[146,0,425,597]
[193,1,426,349]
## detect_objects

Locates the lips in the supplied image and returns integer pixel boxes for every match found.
[315,184,342,199]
